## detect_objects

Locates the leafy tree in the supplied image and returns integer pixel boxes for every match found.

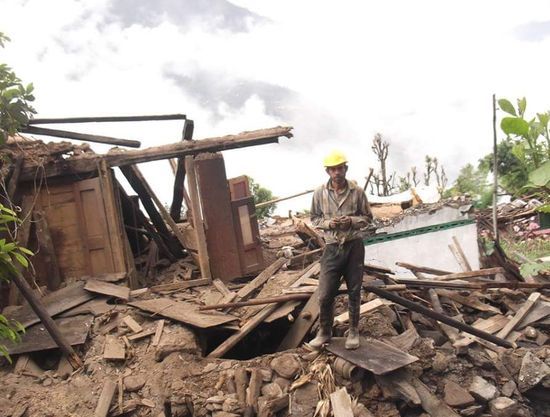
[0,32,36,144]
[0,204,32,362]
[249,177,276,219]
[445,163,492,207]
[0,32,35,360]
[482,97,550,195]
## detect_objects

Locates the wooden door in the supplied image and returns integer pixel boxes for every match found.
[36,176,126,281]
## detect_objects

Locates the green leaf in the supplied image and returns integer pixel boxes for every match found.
[12,252,28,268]
[511,143,526,162]
[537,112,550,129]
[528,160,550,186]
[501,117,530,137]
[18,246,33,256]
[517,97,527,116]
[498,99,517,116]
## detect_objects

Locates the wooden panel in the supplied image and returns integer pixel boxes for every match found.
[228,175,250,200]
[37,183,88,280]
[129,298,238,328]
[5,281,94,328]
[195,154,241,281]
[76,178,116,274]
[5,314,93,355]
[232,197,264,275]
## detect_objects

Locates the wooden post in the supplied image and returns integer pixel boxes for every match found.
[10,272,83,369]
[185,156,211,280]
[170,119,194,222]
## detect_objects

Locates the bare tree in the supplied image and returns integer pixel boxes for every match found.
[372,133,390,196]
[410,166,420,187]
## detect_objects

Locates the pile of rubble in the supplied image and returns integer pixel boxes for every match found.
[0,214,549,417]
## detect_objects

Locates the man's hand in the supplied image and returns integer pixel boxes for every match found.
[329,219,340,229]
[338,216,352,230]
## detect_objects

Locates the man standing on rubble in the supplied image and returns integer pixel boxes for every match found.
[309,150,373,350]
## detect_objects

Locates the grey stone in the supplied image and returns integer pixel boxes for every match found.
[489,397,520,417]
[468,376,498,402]
[517,351,550,392]
[270,353,301,379]
[273,377,291,393]
[459,405,484,417]
[500,380,517,397]
[155,325,200,362]
[432,351,449,373]
[124,375,146,392]
[292,382,319,417]
[222,397,242,414]
[261,382,283,399]
[212,412,239,417]
[444,380,475,408]
[524,327,537,339]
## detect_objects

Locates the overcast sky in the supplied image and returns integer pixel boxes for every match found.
[2,0,550,214]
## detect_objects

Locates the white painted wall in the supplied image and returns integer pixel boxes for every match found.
[364,223,480,276]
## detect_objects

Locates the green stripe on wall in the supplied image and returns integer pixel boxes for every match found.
[364,219,476,246]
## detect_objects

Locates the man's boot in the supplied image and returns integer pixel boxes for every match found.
[345,326,360,350]
[345,299,360,350]
[309,306,333,349]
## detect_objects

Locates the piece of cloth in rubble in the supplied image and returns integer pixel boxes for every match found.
[310,179,373,245]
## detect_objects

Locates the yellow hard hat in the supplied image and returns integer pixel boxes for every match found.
[323,150,348,167]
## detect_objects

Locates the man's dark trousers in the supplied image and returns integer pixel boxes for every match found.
[318,238,364,331]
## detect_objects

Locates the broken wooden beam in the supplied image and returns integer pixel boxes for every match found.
[199,293,311,311]
[364,285,514,348]
[29,113,187,124]
[256,189,314,208]
[396,262,453,276]
[230,258,287,307]
[334,298,389,325]
[129,298,237,328]
[84,279,130,301]
[21,126,293,181]
[450,236,472,271]
[120,165,183,258]
[496,292,541,340]
[150,278,211,293]
[123,164,193,258]
[22,125,141,148]
[94,379,117,417]
[433,267,505,281]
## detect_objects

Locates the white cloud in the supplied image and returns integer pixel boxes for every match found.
[2,0,550,215]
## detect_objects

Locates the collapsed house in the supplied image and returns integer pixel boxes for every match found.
[0,121,549,417]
